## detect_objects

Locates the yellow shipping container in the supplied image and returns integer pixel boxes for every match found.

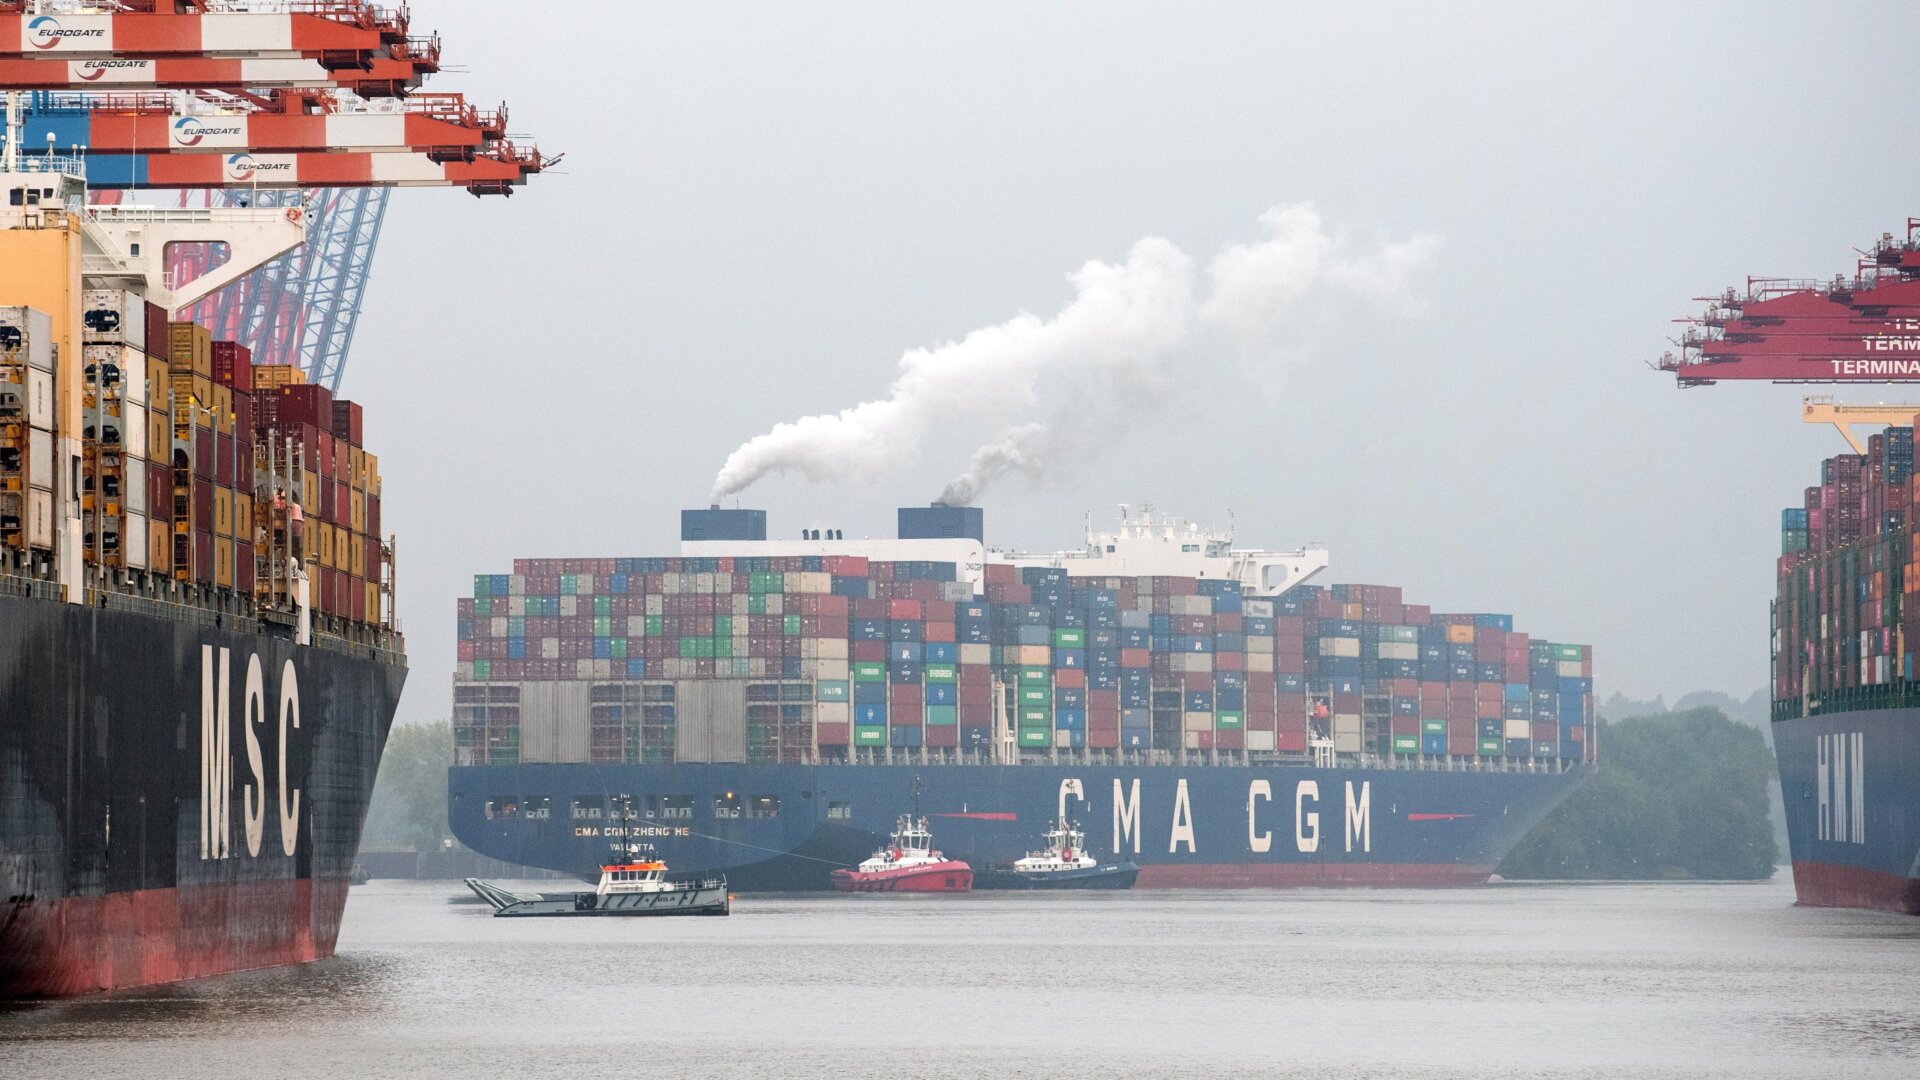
[213,488,232,538]
[333,525,348,571]
[349,533,364,578]
[167,323,212,377]
[235,493,252,543]
[214,538,234,588]
[315,521,334,566]
[1445,624,1476,644]
[349,489,365,532]
[211,385,233,435]
[252,364,306,388]
[364,581,379,623]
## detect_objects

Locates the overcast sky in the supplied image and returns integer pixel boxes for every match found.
[342,2,1919,726]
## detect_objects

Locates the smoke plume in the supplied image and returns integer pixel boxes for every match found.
[709,203,1437,504]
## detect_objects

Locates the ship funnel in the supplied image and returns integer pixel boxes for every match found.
[898,505,984,542]
[681,507,767,542]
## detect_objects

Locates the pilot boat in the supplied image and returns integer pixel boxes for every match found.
[464,861,731,916]
[975,819,1140,890]
[829,814,973,893]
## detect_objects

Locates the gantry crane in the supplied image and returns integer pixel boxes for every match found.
[1,0,552,385]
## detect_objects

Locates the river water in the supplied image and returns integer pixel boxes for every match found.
[3,876,1918,1079]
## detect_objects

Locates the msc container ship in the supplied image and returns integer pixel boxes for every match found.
[448,505,1595,890]
[0,166,405,997]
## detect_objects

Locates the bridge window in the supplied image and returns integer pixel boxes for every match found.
[749,795,780,819]
[661,795,694,820]
[713,794,744,819]
[571,796,603,821]
[522,796,551,821]
[609,795,637,820]
[486,798,519,819]
[827,800,852,821]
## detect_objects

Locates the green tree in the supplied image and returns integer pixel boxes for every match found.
[1499,707,1778,880]
[362,719,454,852]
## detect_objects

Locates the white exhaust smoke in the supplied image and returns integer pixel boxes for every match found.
[710,203,1437,504]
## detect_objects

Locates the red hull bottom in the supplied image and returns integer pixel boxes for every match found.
[1135,863,1496,888]
[1790,860,1920,915]
[0,879,345,999]
[830,861,973,893]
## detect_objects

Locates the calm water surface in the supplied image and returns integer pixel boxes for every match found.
[4,877,1918,1079]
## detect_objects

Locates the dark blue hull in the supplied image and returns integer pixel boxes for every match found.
[1774,709,1920,914]
[448,761,1589,891]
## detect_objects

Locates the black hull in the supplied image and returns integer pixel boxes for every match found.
[0,591,406,997]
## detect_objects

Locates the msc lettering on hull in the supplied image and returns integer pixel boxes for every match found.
[200,645,302,861]
[1103,777,1371,856]
[1816,732,1866,844]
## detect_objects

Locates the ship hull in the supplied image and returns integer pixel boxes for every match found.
[0,592,407,998]
[830,860,973,893]
[1773,709,1920,915]
[448,760,1587,892]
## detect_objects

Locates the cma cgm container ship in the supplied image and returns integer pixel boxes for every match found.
[0,168,405,997]
[448,505,1595,890]
[1775,426,1920,914]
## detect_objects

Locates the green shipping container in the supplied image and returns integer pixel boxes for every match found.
[1392,734,1418,755]
[1421,718,1447,735]
[854,726,887,746]
[472,660,491,679]
[853,662,885,682]
[748,594,767,614]
[645,615,663,637]
[1479,737,1504,756]
[1215,710,1244,730]
[1019,687,1050,706]
[715,616,733,637]
[924,663,957,682]
[594,615,611,636]
[784,615,802,636]
[1552,644,1581,662]
[1053,628,1085,648]
[473,597,492,616]
[594,595,611,616]
[925,705,957,725]
[714,637,734,658]
[1019,666,1052,685]
[611,638,627,659]
[473,575,492,597]
[817,680,850,702]
[1017,728,1051,747]
[1019,708,1050,726]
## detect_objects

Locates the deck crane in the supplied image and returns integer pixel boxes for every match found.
[1659,218,1920,453]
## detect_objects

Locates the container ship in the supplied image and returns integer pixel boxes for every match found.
[0,165,404,996]
[1661,219,1920,915]
[1774,419,1920,914]
[448,505,1595,890]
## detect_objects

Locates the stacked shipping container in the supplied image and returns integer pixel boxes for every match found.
[456,558,1596,767]
[1774,423,1919,713]
[0,293,390,627]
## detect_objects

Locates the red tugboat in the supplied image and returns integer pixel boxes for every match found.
[830,790,973,893]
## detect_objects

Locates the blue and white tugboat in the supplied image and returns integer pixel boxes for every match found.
[975,820,1140,890]
[464,862,731,917]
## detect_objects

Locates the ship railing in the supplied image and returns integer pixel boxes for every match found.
[827,744,1583,773]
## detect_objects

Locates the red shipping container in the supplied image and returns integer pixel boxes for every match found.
[331,398,363,446]
[1532,722,1558,742]
[1391,716,1419,736]
[1192,731,1214,750]
[1276,729,1307,752]
[889,686,923,706]
[1121,648,1151,667]
[821,720,850,747]
[211,341,253,391]
[983,563,1017,586]
[925,725,958,749]
[191,481,213,532]
[924,621,955,643]
[1448,736,1477,756]
[924,600,955,622]
[853,640,887,662]
[1477,699,1501,719]
[236,542,253,595]
[1054,668,1087,689]
[888,599,922,620]
[144,302,168,357]
[1087,726,1119,750]
[193,427,213,480]
[273,383,333,432]
[1216,652,1243,671]
[215,433,234,487]
[1215,730,1244,751]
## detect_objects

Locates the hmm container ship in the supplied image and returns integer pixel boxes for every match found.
[0,164,404,997]
[448,505,1595,889]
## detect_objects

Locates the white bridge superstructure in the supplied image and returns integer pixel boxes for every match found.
[990,506,1327,595]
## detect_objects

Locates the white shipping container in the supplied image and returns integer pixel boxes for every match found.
[125,458,147,514]
[1245,729,1276,752]
[490,616,507,637]
[1504,718,1531,739]
[1321,637,1360,658]
[816,658,849,679]
[1555,660,1582,677]
[123,402,147,459]
[1243,598,1274,618]
[559,595,577,617]
[1332,713,1362,734]
[959,643,992,665]
[507,596,525,616]
[1333,731,1363,753]
[456,661,474,680]
[26,488,53,548]
[508,574,526,595]
[0,307,55,372]
[645,594,663,615]
[82,289,146,352]
[815,637,848,660]
[27,366,52,429]
[1183,711,1212,732]
[541,638,559,659]
[27,428,53,489]
[124,511,148,569]
[1170,653,1213,673]
[1246,651,1275,673]
[817,701,851,724]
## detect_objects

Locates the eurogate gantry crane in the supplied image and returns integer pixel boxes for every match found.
[0,0,550,384]
[1658,219,1920,450]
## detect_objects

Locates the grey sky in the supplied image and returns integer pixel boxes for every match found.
[342,2,1920,726]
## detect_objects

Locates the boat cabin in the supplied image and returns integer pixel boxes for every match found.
[596,861,671,895]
